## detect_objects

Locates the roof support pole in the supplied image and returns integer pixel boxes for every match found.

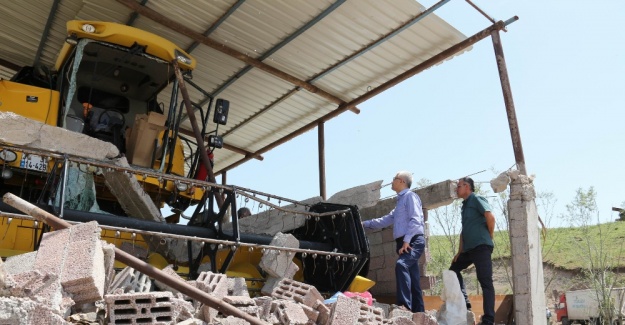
[173,62,224,207]
[491,29,526,175]
[318,122,327,200]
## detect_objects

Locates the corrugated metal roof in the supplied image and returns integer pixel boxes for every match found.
[0,0,471,174]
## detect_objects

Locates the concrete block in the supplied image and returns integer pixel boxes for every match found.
[120,241,149,260]
[62,238,106,304]
[270,278,324,308]
[105,291,174,324]
[414,180,457,210]
[228,277,250,298]
[225,196,322,236]
[101,241,116,293]
[327,180,383,209]
[0,297,67,325]
[34,229,71,276]
[357,302,384,324]
[253,296,274,322]
[412,312,438,325]
[196,271,228,322]
[0,112,119,159]
[373,301,390,318]
[466,310,476,325]
[420,276,436,291]
[4,251,36,275]
[108,266,152,294]
[390,306,414,319]
[172,296,195,322]
[175,319,207,325]
[272,299,308,325]
[259,232,299,278]
[327,295,362,325]
[388,315,416,325]
[155,265,186,294]
[315,300,331,325]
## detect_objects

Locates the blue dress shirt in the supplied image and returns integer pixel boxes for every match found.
[363,189,424,243]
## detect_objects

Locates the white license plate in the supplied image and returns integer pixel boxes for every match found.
[20,154,48,172]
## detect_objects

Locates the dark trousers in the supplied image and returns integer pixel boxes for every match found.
[395,234,425,312]
[449,244,495,325]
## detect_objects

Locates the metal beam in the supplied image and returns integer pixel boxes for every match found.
[116,0,359,114]
[491,28,526,175]
[318,122,326,200]
[32,0,61,67]
[185,0,246,54]
[217,19,517,174]
[0,58,21,71]
[125,0,149,25]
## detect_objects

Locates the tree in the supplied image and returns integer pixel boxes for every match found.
[564,187,625,324]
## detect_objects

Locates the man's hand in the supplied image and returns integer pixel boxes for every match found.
[398,242,411,254]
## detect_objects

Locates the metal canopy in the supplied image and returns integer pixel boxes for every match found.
[0,0,472,174]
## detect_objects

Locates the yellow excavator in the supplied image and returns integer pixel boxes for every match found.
[0,20,371,294]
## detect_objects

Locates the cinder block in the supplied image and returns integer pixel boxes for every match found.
[4,251,36,275]
[196,271,228,322]
[413,311,438,325]
[373,301,390,318]
[415,180,457,210]
[171,295,195,322]
[389,306,414,319]
[261,276,280,296]
[419,276,436,291]
[101,241,116,293]
[388,315,416,325]
[357,302,384,324]
[270,278,324,308]
[105,291,174,324]
[259,232,299,278]
[62,239,106,304]
[314,300,331,325]
[327,295,362,325]
[155,265,186,294]
[108,267,152,294]
[272,299,308,325]
[0,297,67,324]
[253,296,274,322]
[120,241,149,260]
[228,277,250,298]
[34,229,71,275]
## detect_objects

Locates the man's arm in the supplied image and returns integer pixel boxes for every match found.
[484,211,495,239]
[363,211,395,230]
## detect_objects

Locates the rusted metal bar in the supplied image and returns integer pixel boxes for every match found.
[172,62,224,206]
[2,193,268,325]
[465,0,497,25]
[218,19,517,173]
[491,29,526,175]
[116,0,359,114]
[318,122,327,200]
[0,58,21,71]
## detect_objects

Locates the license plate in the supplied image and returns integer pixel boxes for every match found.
[20,154,48,172]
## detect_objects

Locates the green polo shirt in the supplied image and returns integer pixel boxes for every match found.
[461,193,494,252]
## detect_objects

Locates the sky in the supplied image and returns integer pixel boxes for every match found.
[214,0,625,228]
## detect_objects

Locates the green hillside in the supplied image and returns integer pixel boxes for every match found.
[428,221,625,271]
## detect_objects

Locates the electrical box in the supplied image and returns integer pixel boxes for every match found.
[213,99,229,125]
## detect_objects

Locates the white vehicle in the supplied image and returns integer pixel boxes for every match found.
[556,288,625,325]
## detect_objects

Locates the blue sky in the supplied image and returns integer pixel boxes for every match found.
[218,1,625,227]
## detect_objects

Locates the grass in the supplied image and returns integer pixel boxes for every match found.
[428,221,625,271]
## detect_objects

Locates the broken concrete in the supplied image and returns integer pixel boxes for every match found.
[327,180,383,209]
[0,112,119,159]
[259,232,299,279]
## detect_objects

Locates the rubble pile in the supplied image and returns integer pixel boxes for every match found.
[0,222,472,325]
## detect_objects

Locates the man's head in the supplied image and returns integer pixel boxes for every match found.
[456,176,475,199]
[237,207,251,219]
[391,171,412,193]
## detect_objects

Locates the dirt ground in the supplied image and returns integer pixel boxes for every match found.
[458,258,588,324]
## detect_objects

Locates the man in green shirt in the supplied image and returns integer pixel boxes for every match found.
[449,177,496,325]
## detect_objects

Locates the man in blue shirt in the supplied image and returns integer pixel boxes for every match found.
[363,171,425,312]
[450,177,496,325]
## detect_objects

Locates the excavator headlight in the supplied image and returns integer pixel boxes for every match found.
[174,50,192,65]
[0,150,17,162]
[81,24,96,33]
[176,182,189,192]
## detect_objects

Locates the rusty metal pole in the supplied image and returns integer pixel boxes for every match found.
[318,122,327,200]
[172,62,224,206]
[491,29,527,175]
[2,193,268,325]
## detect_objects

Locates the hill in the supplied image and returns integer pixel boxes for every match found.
[426,221,625,298]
